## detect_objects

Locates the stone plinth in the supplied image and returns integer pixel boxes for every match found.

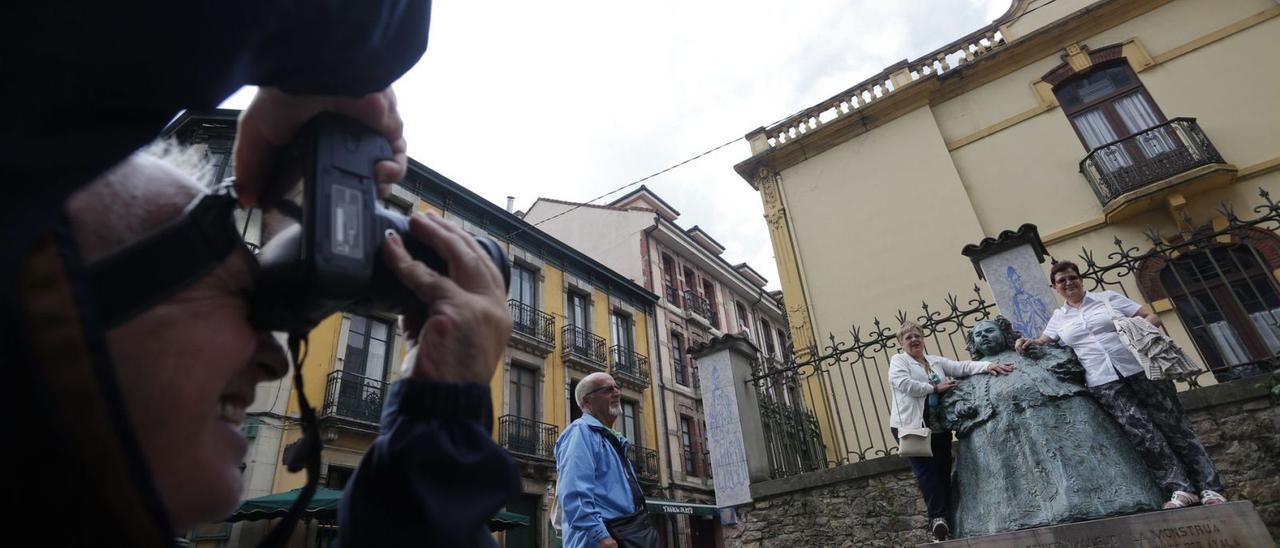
[922,501,1274,548]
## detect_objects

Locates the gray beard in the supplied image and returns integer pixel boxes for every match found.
[607,403,622,418]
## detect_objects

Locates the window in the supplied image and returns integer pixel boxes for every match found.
[702,279,719,328]
[735,302,751,338]
[621,399,639,445]
[777,328,791,361]
[1054,62,1173,169]
[682,267,697,291]
[509,365,538,420]
[761,319,776,357]
[610,311,634,352]
[672,331,688,386]
[511,264,537,307]
[1160,244,1280,379]
[566,291,590,351]
[680,416,698,476]
[325,466,355,490]
[342,315,392,380]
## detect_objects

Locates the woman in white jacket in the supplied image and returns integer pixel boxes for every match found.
[889,321,1012,541]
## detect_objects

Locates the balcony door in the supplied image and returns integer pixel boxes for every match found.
[339,315,392,422]
[511,264,538,335]
[507,365,540,455]
[1055,62,1174,171]
[567,292,589,353]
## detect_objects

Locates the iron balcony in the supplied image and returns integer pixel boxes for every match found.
[508,299,556,356]
[627,445,660,484]
[497,414,558,462]
[562,325,608,373]
[682,289,718,328]
[610,345,650,390]
[1079,118,1231,211]
[320,370,388,433]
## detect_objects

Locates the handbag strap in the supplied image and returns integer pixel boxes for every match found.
[593,425,647,512]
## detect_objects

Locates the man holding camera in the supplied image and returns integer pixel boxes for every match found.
[5,1,522,545]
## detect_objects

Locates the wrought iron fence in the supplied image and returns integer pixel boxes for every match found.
[321,370,388,425]
[509,299,555,347]
[1080,118,1225,205]
[610,345,650,388]
[498,415,558,461]
[748,188,1280,479]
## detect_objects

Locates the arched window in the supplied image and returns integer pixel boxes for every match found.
[1053,61,1176,170]
[1158,243,1280,380]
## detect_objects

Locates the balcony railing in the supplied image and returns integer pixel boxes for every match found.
[610,345,650,389]
[627,445,660,484]
[664,285,682,307]
[321,370,388,427]
[509,300,555,350]
[682,290,717,327]
[562,325,607,371]
[1080,118,1226,205]
[498,415,558,462]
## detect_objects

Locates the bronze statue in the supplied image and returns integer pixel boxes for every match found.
[942,317,1162,538]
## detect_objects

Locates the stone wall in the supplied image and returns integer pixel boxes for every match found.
[724,376,1280,547]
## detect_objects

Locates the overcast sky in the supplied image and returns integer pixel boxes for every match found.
[223,0,1008,290]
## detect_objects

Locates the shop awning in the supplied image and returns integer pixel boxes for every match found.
[228,488,530,531]
[645,498,719,517]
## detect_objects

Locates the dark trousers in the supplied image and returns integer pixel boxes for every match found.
[1089,373,1222,494]
[894,428,953,519]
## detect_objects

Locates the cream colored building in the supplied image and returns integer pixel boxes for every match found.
[526,187,792,547]
[735,0,1280,462]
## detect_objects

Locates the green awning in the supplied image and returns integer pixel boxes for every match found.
[645,498,719,517]
[489,510,531,532]
[227,487,530,531]
[227,487,343,523]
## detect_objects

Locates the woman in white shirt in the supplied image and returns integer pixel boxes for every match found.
[888,321,1012,542]
[1016,260,1226,510]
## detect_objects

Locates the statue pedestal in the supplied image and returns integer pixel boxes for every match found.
[919,501,1274,547]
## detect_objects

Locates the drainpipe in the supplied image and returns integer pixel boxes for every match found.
[644,219,681,546]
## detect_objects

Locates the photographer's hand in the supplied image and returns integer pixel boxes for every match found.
[233,86,408,208]
[382,212,512,384]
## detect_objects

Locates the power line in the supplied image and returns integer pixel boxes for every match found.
[509,0,1061,239]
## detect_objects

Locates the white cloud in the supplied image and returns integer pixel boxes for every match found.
[221,1,998,291]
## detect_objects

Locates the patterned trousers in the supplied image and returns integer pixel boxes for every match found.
[1089,374,1222,494]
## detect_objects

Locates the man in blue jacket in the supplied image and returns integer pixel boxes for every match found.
[555,372,660,548]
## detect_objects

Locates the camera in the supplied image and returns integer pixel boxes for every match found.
[252,113,511,334]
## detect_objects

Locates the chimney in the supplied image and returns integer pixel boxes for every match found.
[506,196,515,213]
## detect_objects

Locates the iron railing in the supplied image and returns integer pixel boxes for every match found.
[321,370,388,426]
[673,358,691,387]
[1080,118,1225,205]
[562,325,607,369]
[665,285,682,307]
[683,289,717,327]
[747,188,1280,479]
[498,415,558,461]
[509,300,555,347]
[610,345,650,388]
[626,445,660,483]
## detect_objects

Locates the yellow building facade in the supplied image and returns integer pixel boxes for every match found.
[170,112,660,548]
[735,0,1280,465]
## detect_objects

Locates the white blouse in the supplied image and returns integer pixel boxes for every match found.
[1042,290,1143,387]
[887,353,990,430]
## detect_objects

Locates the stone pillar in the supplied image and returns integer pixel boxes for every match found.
[690,334,769,508]
[960,223,1057,339]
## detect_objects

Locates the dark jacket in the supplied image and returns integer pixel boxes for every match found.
[3,2,517,545]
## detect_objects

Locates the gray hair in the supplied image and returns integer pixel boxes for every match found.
[575,372,613,408]
[67,150,208,262]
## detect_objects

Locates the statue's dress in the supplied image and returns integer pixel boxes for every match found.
[941,345,1162,538]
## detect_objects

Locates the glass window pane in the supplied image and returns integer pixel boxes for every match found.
[370,320,388,341]
[349,316,367,335]
[367,340,386,379]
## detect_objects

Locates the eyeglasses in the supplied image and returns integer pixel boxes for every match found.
[1054,274,1081,285]
[584,384,621,398]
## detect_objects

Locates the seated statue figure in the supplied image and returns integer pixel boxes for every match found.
[942,317,1162,538]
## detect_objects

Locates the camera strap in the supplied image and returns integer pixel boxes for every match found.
[255,333,322,548]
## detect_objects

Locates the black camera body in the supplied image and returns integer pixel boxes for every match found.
[253,114,511,334]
